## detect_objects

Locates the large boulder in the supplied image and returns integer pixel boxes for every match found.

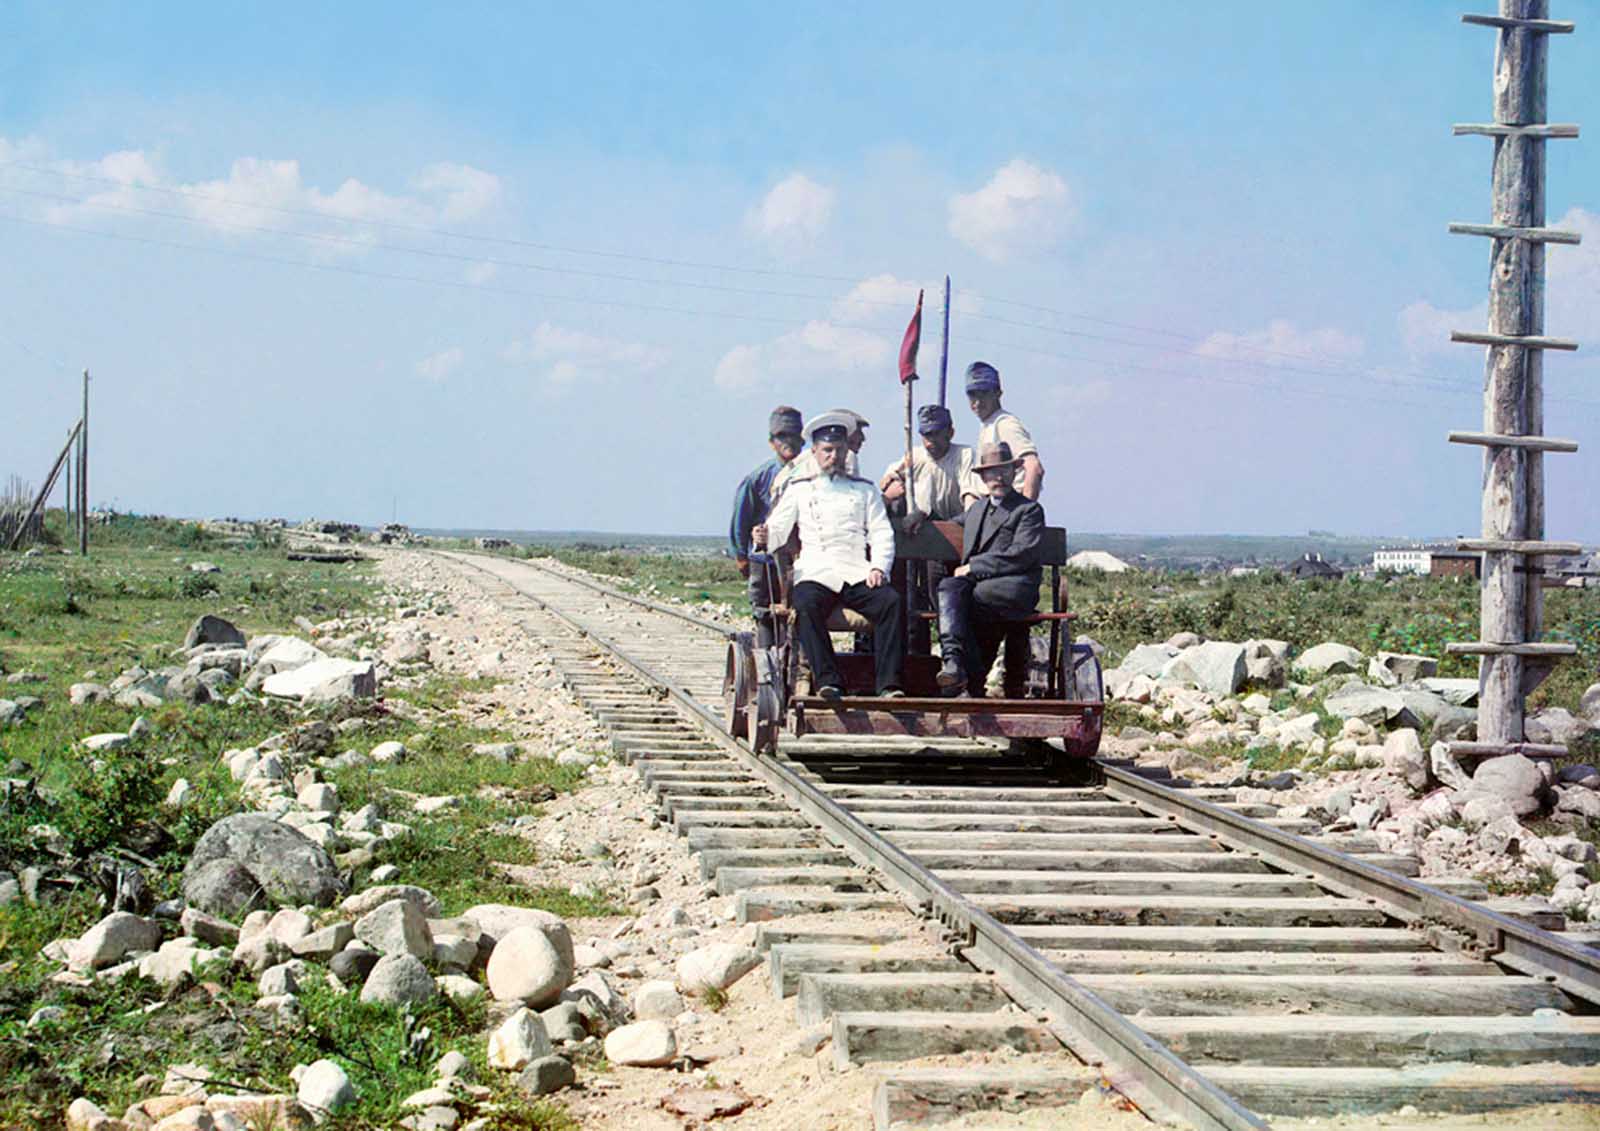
[184,615,246,651]
[1159,641,1246,698]
[1381,728,1429,792]
[354,899,433,959]
[1527,707,1597,747]
[487,926,573,1007]
[1323,684,1414,728]
[261,659,376,705]
[1417,677,1479,707]
[1582,683,1600,724]
[183,814,345,913]
[463,905,574,970]
[1293,642,1364,678]
[1368,652,1438,687]
[184,858,268,920]
[1115,643,1180,680]
[69,911,162,971]
[675,944,760,993]
[1469,754,1547,818]
[360,954,436,1007]
[604,1020,677,1067]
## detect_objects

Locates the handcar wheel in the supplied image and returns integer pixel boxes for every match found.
[753,682,783,755]
[723,633,755,739]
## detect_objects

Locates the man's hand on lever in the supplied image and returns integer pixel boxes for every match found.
[866,568,886,589]
[751,523,768,550]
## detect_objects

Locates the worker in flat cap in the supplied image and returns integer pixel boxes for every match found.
[879,404,979,531]
[936,440,1046,697]
[754,411,905,699]
[964,361,1044,500]
[729,405,804,646]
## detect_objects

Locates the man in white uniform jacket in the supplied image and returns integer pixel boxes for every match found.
[756,411,906,700]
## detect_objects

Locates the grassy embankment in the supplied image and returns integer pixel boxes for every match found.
[0,514,600,1128]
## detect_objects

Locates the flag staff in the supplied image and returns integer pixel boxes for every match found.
[898,290,925,520]
[937,275,951,409]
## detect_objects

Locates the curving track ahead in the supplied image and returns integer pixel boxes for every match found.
[433,549,1600,1130]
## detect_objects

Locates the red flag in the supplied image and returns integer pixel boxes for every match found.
[898,289,923,383]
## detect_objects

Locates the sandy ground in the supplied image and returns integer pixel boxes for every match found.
[381,548,1600,1131]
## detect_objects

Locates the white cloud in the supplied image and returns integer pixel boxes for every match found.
[502,322,668,385]
[415,347,464,381]
[948,159,1073,262]
[414,162,503,223]
[1398,206,1600,362]
[711,272,982,392]
[713,319,891,392]
[1195,319,1365,363]
[465,261,498,285]
[9,137,501,243]
[747,173,835,246]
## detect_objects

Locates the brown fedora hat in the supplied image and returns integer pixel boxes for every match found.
[972,441,1021,471]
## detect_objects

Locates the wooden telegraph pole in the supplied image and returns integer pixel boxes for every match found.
[79,368,89,555]
[1445,0,1581,762]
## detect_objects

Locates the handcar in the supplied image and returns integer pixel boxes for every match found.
[724,517,1103,760]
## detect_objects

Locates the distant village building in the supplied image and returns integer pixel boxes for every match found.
[1373,542,1482,580]
[1286,553,1343,581]
[1428,551,1481,580]
[1067,549,1132,573]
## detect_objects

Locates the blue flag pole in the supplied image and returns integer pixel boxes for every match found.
[937,275,951,408]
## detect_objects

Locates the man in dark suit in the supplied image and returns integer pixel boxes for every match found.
[936,441,1045,697]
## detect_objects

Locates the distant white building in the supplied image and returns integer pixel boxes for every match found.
[1373,547,1432,575]
[1068,549,1132,573]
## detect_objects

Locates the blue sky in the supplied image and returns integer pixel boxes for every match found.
[3,1,1598,539]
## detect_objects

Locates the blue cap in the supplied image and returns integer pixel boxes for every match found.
[917,405,953,435]
[964,361,1001,394]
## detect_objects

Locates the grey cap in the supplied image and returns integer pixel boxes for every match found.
[768,405,803,436]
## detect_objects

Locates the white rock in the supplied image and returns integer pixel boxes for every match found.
[261,658,375,703]
[370,740,407,764]
[70,911,162,971]
[632,979,684,1021]
[487,925,572,1007]
[166,778,194,808]
[1159,641,1247,697]
[1293,642,1364,677]
[1381,729,1429,792]
[82,732,130,752]
[355,898,433,959]
[1470,754,1546,818]
[359,954,436,1007]
[296,1058,356,1119]
[486,1007,552,1070]
[675,943,760,993]
[437,974,484,1003]
[297,783,339,813]
[603,1019,677,1067]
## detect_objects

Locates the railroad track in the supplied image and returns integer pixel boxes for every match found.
[432,549,1600,1130]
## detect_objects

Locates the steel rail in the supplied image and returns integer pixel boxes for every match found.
[1101,764,1600,1006]
[469,550,736,638]
[439,549,1268,1131]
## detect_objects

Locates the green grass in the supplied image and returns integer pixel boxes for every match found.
[0,516,611,1124]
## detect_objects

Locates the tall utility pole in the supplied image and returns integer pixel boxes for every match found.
[1445,0,1581,762]
[79,368,89,556]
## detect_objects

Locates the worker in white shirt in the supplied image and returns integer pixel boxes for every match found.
[964,361,1044,500]
[753,411,905,700]
[879,404,979,530]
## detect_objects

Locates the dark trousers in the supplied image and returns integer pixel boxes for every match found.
[906,559,949,654]
[747,559,777,647]
[937,575,1030,697]
[791,580,905,694]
